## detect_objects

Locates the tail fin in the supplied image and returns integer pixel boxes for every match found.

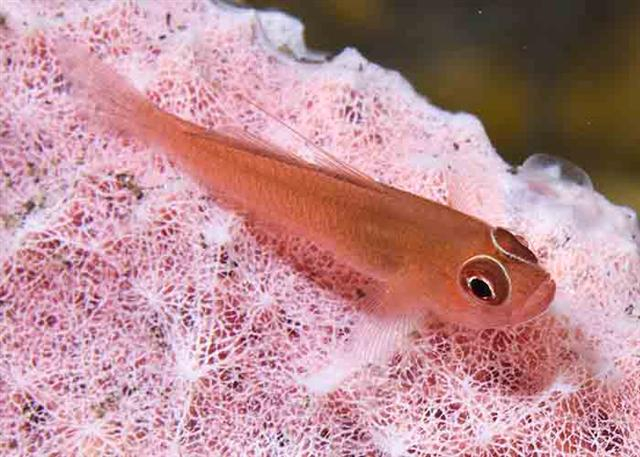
[53,38,178,147]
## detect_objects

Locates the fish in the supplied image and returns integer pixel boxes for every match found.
[54,40,555,330]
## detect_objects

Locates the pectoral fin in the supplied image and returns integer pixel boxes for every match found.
[299,314,417,394]
[357,277,421,319]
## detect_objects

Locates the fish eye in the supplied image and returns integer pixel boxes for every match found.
[491,227,538,264]
[467,276,495,300]
[459,255,510,306]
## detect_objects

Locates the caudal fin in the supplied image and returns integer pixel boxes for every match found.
[54,38,171,145]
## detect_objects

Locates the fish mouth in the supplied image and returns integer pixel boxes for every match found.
[513,275,557,324]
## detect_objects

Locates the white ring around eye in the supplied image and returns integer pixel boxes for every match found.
[459,254,512,305]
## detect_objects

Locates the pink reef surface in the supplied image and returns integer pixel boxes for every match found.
[1,1,640,456]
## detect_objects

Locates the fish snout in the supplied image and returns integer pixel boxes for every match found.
[513,275,556,324]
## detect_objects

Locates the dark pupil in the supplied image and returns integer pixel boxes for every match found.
[469,277,493,300]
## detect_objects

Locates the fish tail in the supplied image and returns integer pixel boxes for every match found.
[54,38,193,150]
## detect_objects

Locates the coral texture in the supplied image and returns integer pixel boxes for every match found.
[1,1,639,456]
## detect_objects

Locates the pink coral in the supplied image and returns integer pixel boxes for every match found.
[1,1,639,456]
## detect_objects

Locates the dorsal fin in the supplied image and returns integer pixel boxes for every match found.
[183,117,386,193]
[235,93,383,188]
[192,47,385,193]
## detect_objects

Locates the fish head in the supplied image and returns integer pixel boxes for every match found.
[430,226,556,329]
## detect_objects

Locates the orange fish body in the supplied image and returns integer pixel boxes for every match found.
[57,42,555,329]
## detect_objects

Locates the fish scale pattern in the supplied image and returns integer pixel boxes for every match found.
[1,1,639,456]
